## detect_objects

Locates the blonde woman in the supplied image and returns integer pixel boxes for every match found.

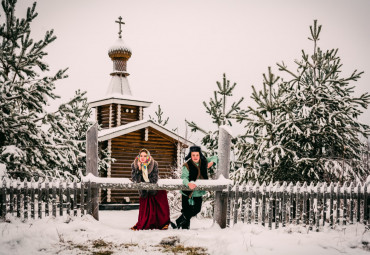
[130,149,170,230]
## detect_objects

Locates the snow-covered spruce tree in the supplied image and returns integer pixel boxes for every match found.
[186,73,245,178]
[0,0,99,180]
[241,20,370,183]
[234,67,287,183]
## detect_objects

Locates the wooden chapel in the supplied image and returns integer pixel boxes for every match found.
[89,17,194,205]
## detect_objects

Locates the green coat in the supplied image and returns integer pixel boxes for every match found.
[180,155,218,197]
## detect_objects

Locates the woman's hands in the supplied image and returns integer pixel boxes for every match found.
[137,160,142,171]
[188,182,197,190]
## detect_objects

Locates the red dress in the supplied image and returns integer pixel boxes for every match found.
[131,190,170,230]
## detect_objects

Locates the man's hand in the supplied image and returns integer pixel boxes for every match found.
[188,182,197,190]
[207,162,214,168]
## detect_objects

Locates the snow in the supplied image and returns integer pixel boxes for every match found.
[0,163,7,179]
[366,175,370,184]
[81,174,233,187]
[219,125,233,137]
[1,210,369,255]
[108,37,131,53]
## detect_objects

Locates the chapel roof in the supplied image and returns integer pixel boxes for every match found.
[98,119,194,147]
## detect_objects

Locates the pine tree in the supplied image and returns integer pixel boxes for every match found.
[240,20,370,183]
[234,67,286,183]
[187,73,244,177]
[149,104,169,126]
[0,0,98,180]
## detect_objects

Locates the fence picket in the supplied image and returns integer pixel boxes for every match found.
[16,178,21,218]
[38,181,42,219]
[322,182,327,227]
[73,181,77,217]
[1,179,6,218]
[261,182,266,227]
[81,182,85,216]
[363,183,368,225]
[45,179,49,217]
[275,182,280,229]
[59,181,63,217]
[329,182,334,227]
[302,182,307,226]
[349,182,354,224]
[52,180,57,218]
[9,180,14,215]
[66,180,71,216]
[315,182,321,231]
[247,183,252,224]
[268,183,273,230]
[23,180,28,220]
[309,182,314,230]
[336,182,341,225]
[296,182,301,225]
[255,182,260,225]
[288,182,294,225]
[240,183,246,223]
[233,183,239,225]
[282,182,287,228]
[356,183,361,223]
[343,182,348,225]
[30,178,35,219]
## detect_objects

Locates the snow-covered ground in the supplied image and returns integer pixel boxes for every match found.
[1,210,369,255]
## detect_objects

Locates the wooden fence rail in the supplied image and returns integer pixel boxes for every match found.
[225,181,370,230]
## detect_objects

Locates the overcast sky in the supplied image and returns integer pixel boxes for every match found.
[15,0,370,143]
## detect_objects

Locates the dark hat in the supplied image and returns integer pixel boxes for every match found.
[185,145,207,161]
[189,146,201,153]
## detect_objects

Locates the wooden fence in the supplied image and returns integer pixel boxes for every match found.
[225,181,370,230]
[0,178,92,220]
[1,175,369,231]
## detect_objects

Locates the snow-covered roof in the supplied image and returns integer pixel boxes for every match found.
[108,38,131,56]
[98,119,194,146]
[89,74,152,108]
[106,75,132,96]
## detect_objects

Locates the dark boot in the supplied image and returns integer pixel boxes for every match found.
[170,221,177,229]
[181,218,190,229]
[175,214,187,229]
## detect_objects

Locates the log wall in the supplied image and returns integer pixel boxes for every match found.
[97,104,140,129]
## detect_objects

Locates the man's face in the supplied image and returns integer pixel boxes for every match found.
[191,152,200,163]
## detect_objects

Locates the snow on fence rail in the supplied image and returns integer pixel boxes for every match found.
[81,173,232,191]
[225,180,370,230]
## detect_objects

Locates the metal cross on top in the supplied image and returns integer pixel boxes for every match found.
[115,16,125,38]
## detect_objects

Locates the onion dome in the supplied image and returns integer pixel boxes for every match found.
[108,38,132,60]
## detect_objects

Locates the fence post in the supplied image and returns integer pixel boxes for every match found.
[86,123,99,221]
[214,125,232,228]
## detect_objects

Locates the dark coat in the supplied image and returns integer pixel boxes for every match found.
[182,158,208,197]
[131,157,158,197]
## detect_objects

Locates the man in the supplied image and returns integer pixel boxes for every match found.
[174,145,217,229]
